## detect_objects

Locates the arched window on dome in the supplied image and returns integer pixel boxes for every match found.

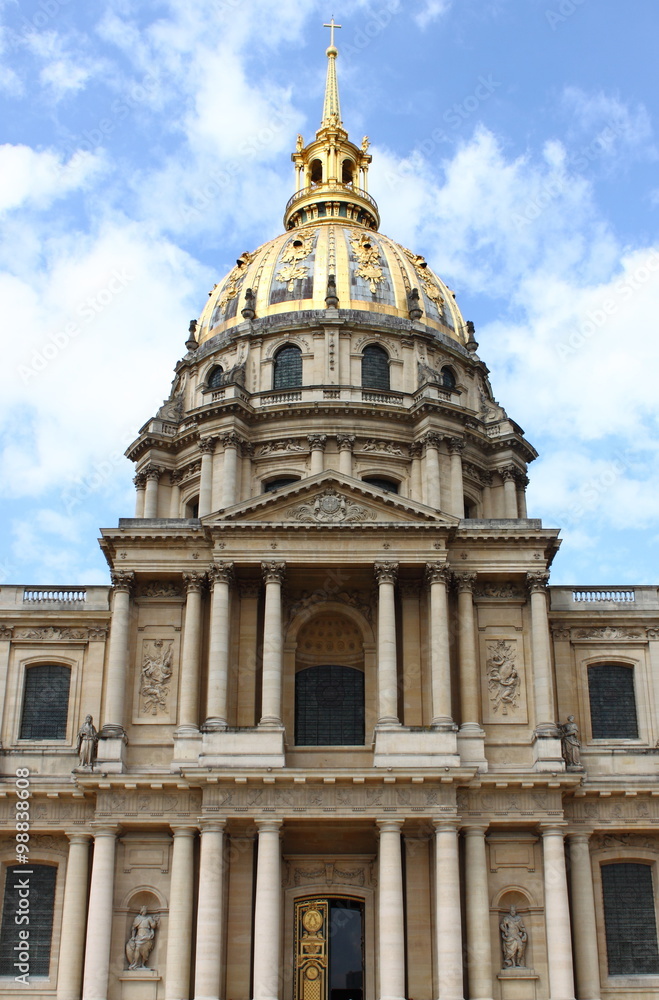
[263,476,301,493]
[361,345,390,390]
[310,159,323,185]
[362,476,399,495]
[440,365,456,389]
[273,344,302,389]
[207,365,224,389]
[20,664,71,740]
[342,159,354,185]
[184,495,199,519]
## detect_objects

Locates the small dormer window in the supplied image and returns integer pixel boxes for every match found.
[208,365,224,389]
[440,366,456,389]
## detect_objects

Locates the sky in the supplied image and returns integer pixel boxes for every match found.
[1,0,658,587]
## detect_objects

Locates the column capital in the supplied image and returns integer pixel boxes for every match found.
[183,570,207,594]
[336,434,355,451]
[110,570,135,594]
[221,431,242,450]
[447,436,465,455]
[199,436,217,455]
[461,823,489,837]
[64,830,93,844]
[527,570,550,594]
[479,469,493,487]
[539,822,568,837]
[307,434,327,451]
[255,818,283,833]
[423,431,442,450]
[199,819,227,834]
[170,825,198,838]
[454,571,477,593]
[376,818,404,833]
[409,440,423,458]
[133,472,147,488]
[433,819,461,833]
[566,830,594,844]
[425,560,451,586]
[144,464,163,482]
[374,560,398,585]
[170,469,183,486]
[500,464,518,482]
[262,560,286,585]
[209,561,235,586]
[90,824,120,837]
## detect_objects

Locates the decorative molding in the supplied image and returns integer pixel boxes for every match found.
[139,639,173,717]
[486,640,521,715]
[282,859,377,889]
[287,589,373,625]
[13,626,89,641]
[290,489,377,525]
[111,570,135,594]
[336,435,355,452]
[138,582,184,599]
[183,572,207,595]
[348,230,383,292]
[573,627,644,641]
[276,231,316,290]
[0,626,13,640]
[258,439,305,456]
[526,572,549,595]
[361,439,405,456]
[262,561,286,585]
[374,561,399,586]
[209,562,236,587]
[454,572,477,594]
[307,435,327,452]
[475,582,524,600]
[591,833,658,851]
[425,561,451,586]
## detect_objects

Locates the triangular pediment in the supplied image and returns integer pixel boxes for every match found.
[202,473,458,526]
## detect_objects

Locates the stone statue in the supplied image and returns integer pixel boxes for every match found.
[126,906,160,970]
[500,905,528,968]
[296,133,304,152]
[559,715,581,767]
[76,715,97,768]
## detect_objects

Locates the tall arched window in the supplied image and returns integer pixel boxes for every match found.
[0,863,57,975]
[273,344,302,389]
[601,863,659,974]
[20,664,71,740]
[310,159,323,184]
[295,665,365,746]
[361,345,390,390]
[207,365,224,388]
[440,366,456,389]
[342,159,354,184]
[588,663,638,738]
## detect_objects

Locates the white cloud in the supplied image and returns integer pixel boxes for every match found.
[0,144,105,214]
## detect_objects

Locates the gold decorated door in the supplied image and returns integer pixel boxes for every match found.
[294,898,328,1000]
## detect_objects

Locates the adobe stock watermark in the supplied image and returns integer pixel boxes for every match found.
[12,768,32,985]
[555,249,659,360]
[15,0,73,38]
[545,0,587,31]
[18,269,134,384]
[341,1,401,58]
[552,447,636,530]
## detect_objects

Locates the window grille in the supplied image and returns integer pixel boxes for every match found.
[295,665,365,746]
[208,365,224,388]
[0,864,57,976]
[588,664,638,739]
[441,366,456,388]
[602,863,659,975]
[273,345,302,389]
[20,665,71,740]
[361,346,390,390]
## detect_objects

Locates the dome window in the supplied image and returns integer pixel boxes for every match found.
[207,365,224,389]
[263,476,300,493]
[310,159,323,184]
[362,476,399,494]
[361,345,390,390]
[184,496,199,519]
[342,159,354,185]
[440,366,456,389]
[273,344,302,389]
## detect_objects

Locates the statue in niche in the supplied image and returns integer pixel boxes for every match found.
[126,906,160,970]
[559,715,582,768]
[500,905,528,968]
[76,715,97,768]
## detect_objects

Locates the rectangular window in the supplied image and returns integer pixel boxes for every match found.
[602,862,659,975]
[588,664,638,739]
[0,864,57,977]
[20,665,71,740]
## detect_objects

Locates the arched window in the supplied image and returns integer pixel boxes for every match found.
[263,476,300,493]
[588,663,638,738]
[601,863,659,974]
[362,476,399,494]
[361,345,390,390]
[207,365,224,389]
[310,159,323,184]
[440,366,456,389]
[0,863,57,975]
[295,665,365,746]
[20,664,70,740]
[184,496,199,519]
[342,159,354,184]
[273,344,302,389]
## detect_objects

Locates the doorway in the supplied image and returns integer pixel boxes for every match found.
[295,897,364,1000]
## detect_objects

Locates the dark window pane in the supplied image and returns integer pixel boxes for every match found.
[295,665,364,746]
[441,366,456,388]
[0,864,57,976]
[329,899,364,995]
[263,477,300,493]
[20,665,70,740]
[588,664,638,738]
[602,863,659,975]
[361,346,390,390]
[273,345,302,389]
[208,366,224,388]
[362,477,399,494]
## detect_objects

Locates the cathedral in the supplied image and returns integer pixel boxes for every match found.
[2,30,659,1000]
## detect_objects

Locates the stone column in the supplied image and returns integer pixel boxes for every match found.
[337,434,355,476]
[448,438,465,519]
[455,573,482,733]
[236,582,260,727]
[169,470,182,517]
[463,826,493,1000]
[501,467,518,518]
[253,820,282,1000]
[374,562,399,725]
[377,820,406,1000]
[100,571,134,738]
[260,562,286,727]
[134,472,146,517]
[57,832,91,1000]
[527,572,557,736]
[143,466,162,518]
[165,827,197,1000]
[240,440,254,504]
[400,582,422,726]
[221,432,241,509]
[308,434,327,476]
[176,572,206,734]
[434,822,463,1000]
[480,471,493,518]
[205,562,235,730]
[410,441,423,503]
[424,433,442,509]
[82,827,117,1000]
[425,562,454,729]
[198,438,216,517]
[517,474,529,518]
[195,821,226,1000]
[567,834,601,1000]
[542,826,576,1000]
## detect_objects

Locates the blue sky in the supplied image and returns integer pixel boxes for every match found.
[1,0,658,586]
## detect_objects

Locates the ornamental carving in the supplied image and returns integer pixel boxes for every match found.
[307,435,327,452]
[349,230,383,291]
[262,561,286,585]
[286,862,375,888]
[215,251,255,312]
[574,627,644,640]
[374,561,398,586]
[486,640,520,715]
[139,639,173,716]
[111,570,135,593]
[276,231,316,289]
[297,615,362,664]
[139,582,184,599]
[291,489,377,524]
[361,439,405,456]
[258,439,305,456]
[454,572,477,593]
[183,572,207,594]
[209,562,235,586]
[13,626,88,641]
[474,582,524,599]
[402,247,444,305]
[592,833,658,851]
[425,562,451,586]
[336,435,355,451]
[287,589,373,625]
[526,572,549,595]
[0,626,12,639]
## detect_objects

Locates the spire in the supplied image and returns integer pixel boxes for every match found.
[322,18,342,126]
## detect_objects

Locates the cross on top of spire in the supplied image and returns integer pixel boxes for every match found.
[321,17,342,125]
[323,16,342,49]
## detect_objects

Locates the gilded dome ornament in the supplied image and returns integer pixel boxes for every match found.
[276,231,317,290]
[349,230,383,292]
